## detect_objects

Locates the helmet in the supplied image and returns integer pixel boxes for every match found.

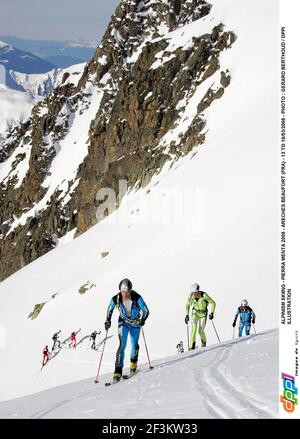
[190,283,200,293]
[241,299,248,307]
[119,278,132,292]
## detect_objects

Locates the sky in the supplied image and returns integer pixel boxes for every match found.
[0,0,120,43]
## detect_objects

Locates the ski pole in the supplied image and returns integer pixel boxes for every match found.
[211,320,221,343]
[232,327,235,340]
[187,322,190,350]
[253,324,256,334]
[142,328,153,369]
[94,330,108,383]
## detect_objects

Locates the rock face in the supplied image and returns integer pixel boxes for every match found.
[0,0,236,281]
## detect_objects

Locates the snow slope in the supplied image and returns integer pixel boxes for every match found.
[0,0,278,414]
[0,64,84,139]
[10,63,85,96]
[0,330,278,419]
[0,84,38,137]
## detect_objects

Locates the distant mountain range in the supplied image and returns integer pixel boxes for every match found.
[0,35,97,68]
[0,40,56,89]
[0,40,55,74]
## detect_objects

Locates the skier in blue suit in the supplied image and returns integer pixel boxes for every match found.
[105,278,149,382]
[232,299,256,337]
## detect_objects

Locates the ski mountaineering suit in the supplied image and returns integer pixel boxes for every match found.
[90,331,100,350]
[186,291,216,348]
[106,291,149,375]
[42,347,50,367]
[233,306,256,337]
[69,329,80,347]
[52,330,61,351]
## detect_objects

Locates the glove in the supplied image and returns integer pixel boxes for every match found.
[138,317,145,326]
[185,315,189,324]
[232,321,236,327]
[209,313,214,320]
[252,318,255,324]
[104,320,111,331]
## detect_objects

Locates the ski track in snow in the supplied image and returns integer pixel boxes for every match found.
[199,344,273,418]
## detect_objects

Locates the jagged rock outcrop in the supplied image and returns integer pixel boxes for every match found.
[0,0,236,281]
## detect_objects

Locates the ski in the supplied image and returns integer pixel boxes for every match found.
[123,369,140,379]
[104,370,140,386]
[105,379,122,387]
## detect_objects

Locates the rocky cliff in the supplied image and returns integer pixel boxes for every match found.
[0,0,236,281]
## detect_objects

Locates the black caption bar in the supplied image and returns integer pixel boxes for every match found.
[0,418,291,437]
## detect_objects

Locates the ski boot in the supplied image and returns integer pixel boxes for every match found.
[189,341,196,351]
[129,361,137,376]
[113,373,122,383]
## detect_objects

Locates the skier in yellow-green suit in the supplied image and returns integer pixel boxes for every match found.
[185,283,216,350]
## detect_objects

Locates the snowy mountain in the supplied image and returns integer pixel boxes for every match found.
[10,63,86,97]
[0,64,84,147]
[0,40,55,75]
[0,36,97,68]
[65,39,98,49]
[0,0,238,281]
[0,330,278,418]
[0,40,56,91]
[0,85,39,139]
[0,0,278,418]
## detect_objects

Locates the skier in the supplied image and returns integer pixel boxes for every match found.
[69,329,80,348]
[176,340,184,354]
[185,283,216,350]
[232,299,256,337]
[51,330,61,351]
[42,345,50,367]
[90,330,101,350]
[104,278,149,382]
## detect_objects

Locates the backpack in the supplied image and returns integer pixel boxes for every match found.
[191,291,208,312]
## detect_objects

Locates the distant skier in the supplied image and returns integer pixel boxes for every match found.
[42,346,50,367]
[104,278,149,382]
[232,299,256,337]
[185,283,216,350]
[51,330,61,351]
[69,329,80,348]
[176,340,184,354]
[90,330,101,350]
